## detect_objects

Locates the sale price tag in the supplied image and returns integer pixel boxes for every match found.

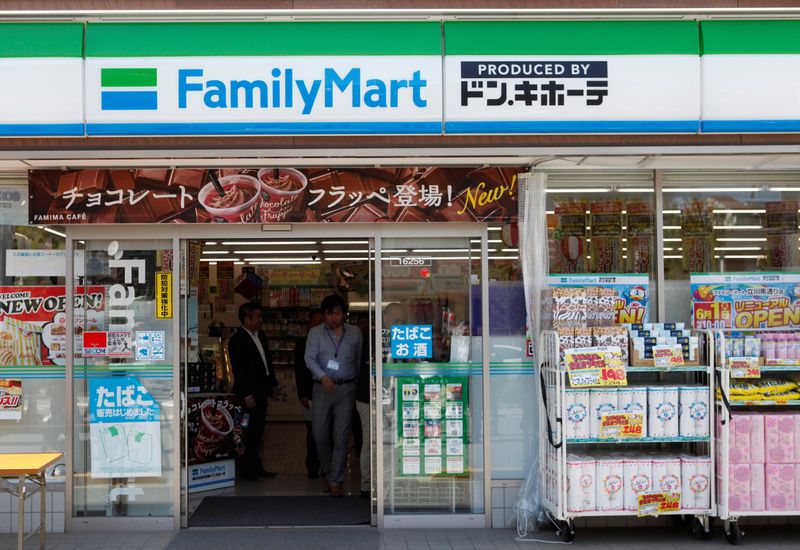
[565,346,628,388]
[652,345,685,369]
[730,357,761,379]
[637,492,681,517]
[599,412,644,440]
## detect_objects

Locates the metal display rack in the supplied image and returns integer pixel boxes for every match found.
[539,329,716,542]
[714,330,800,545]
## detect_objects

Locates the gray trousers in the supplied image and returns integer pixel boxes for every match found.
[312,381,356,486]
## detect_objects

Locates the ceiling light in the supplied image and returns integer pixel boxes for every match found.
[244,257,315,262]
[205,241,217,245]
[234,250,319,255]
[488,227,502,232]
[221,240,317,245]
[234,261,245,265]
[249,260,322,265]
[717,237,767,242]
[664,255,683,259]
[713,209,766,214]
[37,226,66,238]
[323,249,372,254]
[663,226,681,230]
[663,238,682,242]
[201,258,239,262]
[713,225,763,230]
[664,187,761,193]
[662,210,681,214]
[322,257,370,261]
[321,240,369,245]
[546,188,610,193]
[412,249,469,253]
[768,187,800,192]
[502,248,518,252]
[723,255,765,259]
[714,247,762,251]
[201,251,229,255]
[489,256,520,260]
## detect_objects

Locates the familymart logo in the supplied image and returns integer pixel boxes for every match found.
[100,68,158,110]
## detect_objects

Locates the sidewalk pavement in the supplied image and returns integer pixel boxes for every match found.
[1,526,798,550]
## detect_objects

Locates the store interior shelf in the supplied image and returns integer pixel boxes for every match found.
[566,436,711,444]
[725,510,800,517]
[626,365,710,373]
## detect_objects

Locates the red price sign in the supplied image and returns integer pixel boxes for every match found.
[566,346,627,388]
[730,357,761,379]
[600,366,627,384]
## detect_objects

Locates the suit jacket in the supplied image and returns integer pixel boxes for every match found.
[293,336,314,401]
[228,327,277,407]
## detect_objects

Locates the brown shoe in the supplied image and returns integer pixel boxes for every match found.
[329,484,344,498]
[321,477,331,493]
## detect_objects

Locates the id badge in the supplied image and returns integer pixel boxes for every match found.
[327,359,340,372]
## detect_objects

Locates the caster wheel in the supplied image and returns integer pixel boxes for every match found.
[558,520,575,543]
[725,522,743,545]
[691,517,713,540]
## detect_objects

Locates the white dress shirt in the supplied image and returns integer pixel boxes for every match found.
[245,327,269,375]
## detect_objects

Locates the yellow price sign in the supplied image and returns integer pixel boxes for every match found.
[637,492,681,517]
[600,412,644,440]
[730,357,760,379]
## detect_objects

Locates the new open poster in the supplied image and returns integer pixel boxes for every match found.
[691,272,800,330]
[0,286,105,366]
[0,379,22,420]
[547,274,649,324]
[89,376,162,478]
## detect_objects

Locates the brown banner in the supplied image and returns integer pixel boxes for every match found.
[28,167,522,224]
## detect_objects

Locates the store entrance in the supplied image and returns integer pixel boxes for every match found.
[181,237,374,527]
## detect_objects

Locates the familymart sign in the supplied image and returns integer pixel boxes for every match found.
[3,19,800,136]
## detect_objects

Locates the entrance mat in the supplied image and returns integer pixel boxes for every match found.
[189,495,370,527]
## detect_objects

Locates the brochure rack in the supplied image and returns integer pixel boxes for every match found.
[714,330,800,545]
[539,329,716,542]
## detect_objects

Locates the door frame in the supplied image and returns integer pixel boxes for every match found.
[65,222,490,531]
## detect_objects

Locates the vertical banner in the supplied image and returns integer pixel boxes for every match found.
[155,272,173,320]
[396,375,468,477]
[89,376,162,478]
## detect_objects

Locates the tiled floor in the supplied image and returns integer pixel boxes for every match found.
[1,526,798,550]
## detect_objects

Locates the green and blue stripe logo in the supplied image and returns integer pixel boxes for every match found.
[101,68,158,110]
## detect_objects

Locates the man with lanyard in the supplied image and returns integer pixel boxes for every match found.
[305,294,363,497]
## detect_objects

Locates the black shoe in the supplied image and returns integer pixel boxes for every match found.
[256,466,277,478]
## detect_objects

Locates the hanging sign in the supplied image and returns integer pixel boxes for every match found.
[0,379,22,420]
[155,272,173,320]
[730,357,761,379]
[599,412,643,440]
[637,492,681,517]
[565,346,627,387]
[691,272,800,330]
[88,376,162,478]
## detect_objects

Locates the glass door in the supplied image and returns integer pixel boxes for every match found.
[70,238,177,527]
[378,234,487,527]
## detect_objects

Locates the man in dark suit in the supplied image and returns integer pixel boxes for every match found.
[228,302,277,480]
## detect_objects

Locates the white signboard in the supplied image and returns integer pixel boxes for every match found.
[6,249,85,278]
[84,57,443,135]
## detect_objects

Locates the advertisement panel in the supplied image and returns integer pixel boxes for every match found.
[547,274,650,324]
[690,272,800,330]
[0,379,22,420]
[0,286,105,366]
[88,376,162,478]
[29,167,522,225]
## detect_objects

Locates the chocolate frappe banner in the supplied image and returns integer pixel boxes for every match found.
[28,167,522,224]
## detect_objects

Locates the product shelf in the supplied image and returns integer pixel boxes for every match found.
[539,328,716,542]
[714,329,800,544]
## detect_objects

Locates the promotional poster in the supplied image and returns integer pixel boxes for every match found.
[690,272,800,330]
[0,286,105,366]
[29,167,521,225]
[547,274,650,324]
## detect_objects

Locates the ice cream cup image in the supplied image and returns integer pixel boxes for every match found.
[257,168,308,223]
[194,400,234,460]
[198,174,261,223]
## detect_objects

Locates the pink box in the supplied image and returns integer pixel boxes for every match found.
[730,414,765,464]
[729,463,765,512]
[766,463,798,511]
[765,414,798,464]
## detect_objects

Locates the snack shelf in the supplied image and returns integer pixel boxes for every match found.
[714,329,800,545]
[567,436,710,444]
[539,329,716,543]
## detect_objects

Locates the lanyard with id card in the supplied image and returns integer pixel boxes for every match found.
[326,326,345,373]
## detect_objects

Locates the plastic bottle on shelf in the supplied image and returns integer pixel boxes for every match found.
[762,333,775,362]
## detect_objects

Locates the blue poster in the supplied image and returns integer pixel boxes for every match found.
[88,376,162,478]
[391,325,433,359]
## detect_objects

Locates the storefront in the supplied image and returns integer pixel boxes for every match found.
[2,10,800,536]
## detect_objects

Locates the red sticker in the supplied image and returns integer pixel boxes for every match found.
[419,268,431,279]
